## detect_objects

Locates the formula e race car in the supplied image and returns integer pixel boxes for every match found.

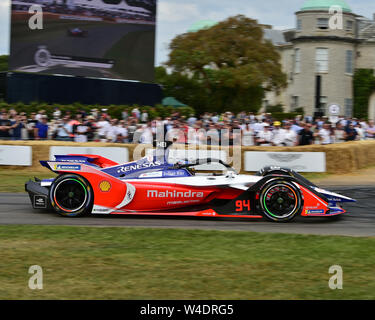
[67,28,88,37]
[25,142,355,222]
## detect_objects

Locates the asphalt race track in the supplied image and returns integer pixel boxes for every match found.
[0,186,374,237]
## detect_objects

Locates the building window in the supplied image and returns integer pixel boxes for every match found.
[346,50,353,74]
[316,48,329,73]
[294,48,301,73]
[345,99,353,117]
[297,19,302,31]
[320,96,328,112]
[346,20,354,31]
[317,18,329,30]
[291,96,299,110]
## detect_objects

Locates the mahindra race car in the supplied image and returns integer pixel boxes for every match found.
[25,142,355,222]
[67,28,88,37]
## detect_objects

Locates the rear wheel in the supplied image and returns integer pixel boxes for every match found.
[259,180,303,222]
[50,174,93,217]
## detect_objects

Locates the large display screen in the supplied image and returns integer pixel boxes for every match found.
[9,0,157,82]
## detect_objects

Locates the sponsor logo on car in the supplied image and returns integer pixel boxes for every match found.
[116,161,162,174]
[99,180,111,192]
[57,159,87,163]
[147,190,204,198]
[163,170,186,177]
[306,209,325,214]
[139,171,163,178]
[34,195,47,209]
[54,164,81,171]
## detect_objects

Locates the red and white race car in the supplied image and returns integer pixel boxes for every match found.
[25,143,355,222]
[67,28,89,37]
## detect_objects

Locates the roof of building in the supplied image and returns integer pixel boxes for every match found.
[264,29,289,45]
[301,0,352,13]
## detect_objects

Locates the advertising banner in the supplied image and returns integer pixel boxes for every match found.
[0,145,32,166]
[245,152,326,173]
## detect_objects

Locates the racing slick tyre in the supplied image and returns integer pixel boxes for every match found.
[259,180,303,222]
[49,174,93,217]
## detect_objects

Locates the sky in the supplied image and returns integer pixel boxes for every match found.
[1,0,375,65]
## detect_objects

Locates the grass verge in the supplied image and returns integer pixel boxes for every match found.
[0,169,55,193]
[0,225,374,300]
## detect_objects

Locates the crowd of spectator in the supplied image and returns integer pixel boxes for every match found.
[1,107,375,146]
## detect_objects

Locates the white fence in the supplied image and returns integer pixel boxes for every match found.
[244,152,326,172]
[0,145,32,166]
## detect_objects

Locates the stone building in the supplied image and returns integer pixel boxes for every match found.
[264,0,375,119]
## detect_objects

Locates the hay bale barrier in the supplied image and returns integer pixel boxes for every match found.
[1,140,375,174]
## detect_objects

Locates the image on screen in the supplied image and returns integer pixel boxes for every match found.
[9,0,157,82]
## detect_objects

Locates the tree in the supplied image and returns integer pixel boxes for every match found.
[0,55,8,72]
[166,15,287,114]
[155,66,203,112]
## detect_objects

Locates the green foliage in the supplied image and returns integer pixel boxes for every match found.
[266,104,284,113]
[271,112,302,121]
[164,15,287,114]
[0,102,195,120]
[353,69,375,119]
[0,55,8,72]
[294,107,305,116]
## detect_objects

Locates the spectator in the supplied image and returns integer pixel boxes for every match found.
[0,112,12,139]
[140,110,149,123]
[115,120,129,143]
[34,116,49,140]
[85,116,97,142]
[333,123,346,144]
[10,114,25,140]
[366,120,375,139]
[298,123,315,146]
[256,124,273,146]
[318,123,333,145]
[355,123,366,141]
[241,121,254,146]
[131,107,140,119]
[53,107,61,120]
[74,119,89,143]
[344,123,358,142]
[27,112,38,140]
[97,116,110,142]
[55,116,72,141]
[275,122,298,146]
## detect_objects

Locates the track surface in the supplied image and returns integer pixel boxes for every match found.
[0,187,374,237]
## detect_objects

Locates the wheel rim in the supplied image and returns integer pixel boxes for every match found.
[53,178,87,212]
[263,184,299,219]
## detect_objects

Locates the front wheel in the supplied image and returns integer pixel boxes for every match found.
[49,174,93,217]
[259,180,303,222]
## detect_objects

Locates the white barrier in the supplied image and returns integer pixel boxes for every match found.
[0,145,32,166]
[245,152,326,173]
[49,146,129,164]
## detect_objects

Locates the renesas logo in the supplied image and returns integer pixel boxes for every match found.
[147,190,204,198]
[117,161,162,174]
